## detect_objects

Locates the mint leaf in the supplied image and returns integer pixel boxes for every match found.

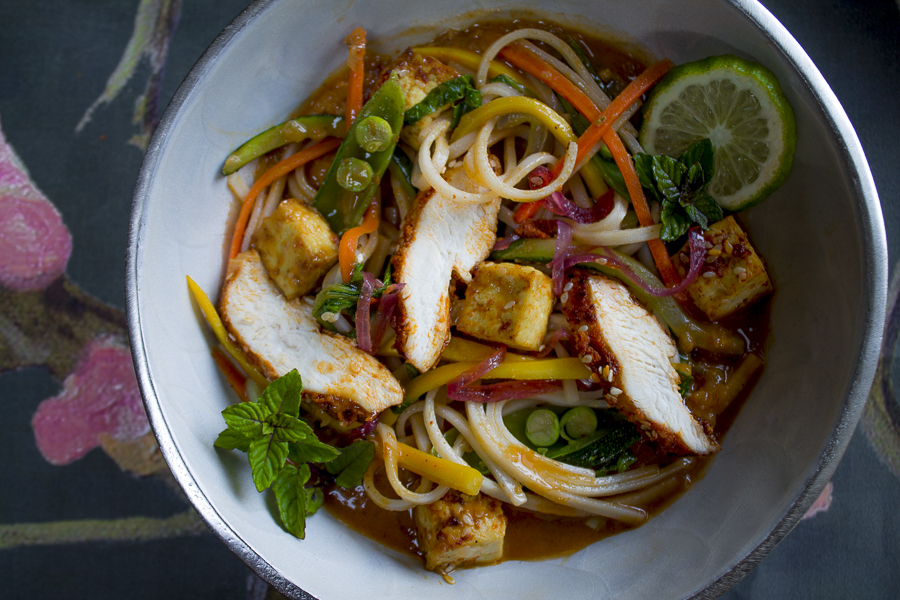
[273,463,311,539]
[288,437,341,464]
[248,436,289,492]
[678,371,695,398]
[678,138,714,179]
[326,440,376,488]
[214,428,251,452]
[660,201,691,241]
[259,369,302,417]
[633,153,659,201]
[306,486,325,516]
[651,156,684,203]
[222,402,269,436]
[405,75,481,126]
[692,191,724,223]
[267,412,313,443]
[488,74,535,97]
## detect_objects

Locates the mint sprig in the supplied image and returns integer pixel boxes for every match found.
[213,369,374,540]
[634,138,723,241]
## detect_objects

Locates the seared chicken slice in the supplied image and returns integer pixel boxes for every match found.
[392,165,501,372]
[563,270,719,455]
[219,251,403,424]
[414,491,506,573]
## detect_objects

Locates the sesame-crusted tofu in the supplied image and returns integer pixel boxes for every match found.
[674,216,772,321]
[563,270,719,455]
[378,49,459,149]
[414,491,506,573]
[219,251,403,425]
[392,164,501,372]
[250,199,338,300]
[456,262,554,351]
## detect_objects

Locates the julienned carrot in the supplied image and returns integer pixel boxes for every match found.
[603,132,682,288]
[339,199,379,282]
[228,137,342,261]
[345,27,367,133]
[500,43,680,286]
[211,347,248,402]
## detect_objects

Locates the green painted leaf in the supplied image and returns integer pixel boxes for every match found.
[248,437,289,492]
[273,463,311,539]
[326,440,376,488]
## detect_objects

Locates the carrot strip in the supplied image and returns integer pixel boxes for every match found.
[603,132,682,287]
[211,347,248,402]
[345,27,367,133]
[339,200,379,282]
[228,137,341,261]
[499,42,681,286]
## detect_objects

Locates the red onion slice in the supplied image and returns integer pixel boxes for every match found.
[447,346,507,392]
[449,380,562,403]
[355,271,376,352]
[370,283,405,352]
[492,234,521,251]
[551,219,574,296]
[543,189,614,224]
[532,327,570,357]
[561,228,706,297]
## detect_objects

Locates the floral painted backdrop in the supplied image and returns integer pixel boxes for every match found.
[1,0,898,598]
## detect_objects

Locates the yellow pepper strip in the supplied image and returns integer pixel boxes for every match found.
[442,337,533,364]
[396,441,483,495]
[403,357,592,404]
[449,96,608,198]
[186,276,269,389]
[413,46,527,86]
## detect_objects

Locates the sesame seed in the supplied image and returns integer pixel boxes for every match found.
[734,266,746,275]
[738,272,748,281]
[577,325,588,332]
[563,282,574,292]
[539,344,546,352]
[581,355,592,363]
[602,365,610,378]
[504,300,516,310]
[610,387,622,396]
[705,242,713,250]
[596,258,608,265]
[724,241,734,253]
[680,253,689,263]
[560,292,569,303]
[356,252,365,263]
[607,371,614,382]
[496,267,508,276]
[590,372,601,382]
[712,244,722,252]
[703,271,716,279]
[708,248,722,257]
[705,256,717,264]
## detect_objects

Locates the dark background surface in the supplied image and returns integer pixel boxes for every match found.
[1,0,898,598]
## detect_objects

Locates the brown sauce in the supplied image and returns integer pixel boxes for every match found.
[286,18,772,569]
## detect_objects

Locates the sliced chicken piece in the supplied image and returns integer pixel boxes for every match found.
[562,269,719,455]
[219,251,403,424]
[392,165,501,372]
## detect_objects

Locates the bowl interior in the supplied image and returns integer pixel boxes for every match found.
[128,0,885,598]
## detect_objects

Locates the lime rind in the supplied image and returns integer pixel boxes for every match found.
[639,54,796,211]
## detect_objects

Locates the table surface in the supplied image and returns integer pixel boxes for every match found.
[1,1,898,598]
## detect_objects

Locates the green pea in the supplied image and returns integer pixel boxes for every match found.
[336,157,374,192]
[560,407,598,441]
[355,115,393,153]
[526,409,560,447]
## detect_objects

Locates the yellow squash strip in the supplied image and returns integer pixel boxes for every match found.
[441,337,534,364]
[186,276,269,389]
[396,441,484,495]
[403,357,592,403]
[450,96,608,198]
[413,46,527,86]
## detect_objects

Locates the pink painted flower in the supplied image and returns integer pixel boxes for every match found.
[0,116,72,292]
[32,336,150,465]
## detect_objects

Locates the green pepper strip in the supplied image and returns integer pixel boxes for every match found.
[221,115,344,175]
[313,74,406,235]
[413,47,527,86]
[449,96,609,199]
[402,357,591,404]
[491,238,745,355]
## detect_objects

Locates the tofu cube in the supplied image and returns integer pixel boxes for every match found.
[379,50,459,149]
[414,491,507,573]
[455,262,554,351]
[251,199,339,299]
[674,216,773,320]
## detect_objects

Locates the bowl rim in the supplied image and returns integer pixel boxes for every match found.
[125,1,888,598]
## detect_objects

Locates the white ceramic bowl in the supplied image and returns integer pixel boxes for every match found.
[127,1,887,598]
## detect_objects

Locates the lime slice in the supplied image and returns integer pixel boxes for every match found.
[639,54,796,211]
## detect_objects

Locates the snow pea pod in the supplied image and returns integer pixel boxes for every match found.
[313,73,405,235]
[221,114,344,175]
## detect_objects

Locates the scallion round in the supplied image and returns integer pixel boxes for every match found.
[526,409,560,447]
[560,407,598,441]
[336,157,374,192]
[355,116,393,153]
